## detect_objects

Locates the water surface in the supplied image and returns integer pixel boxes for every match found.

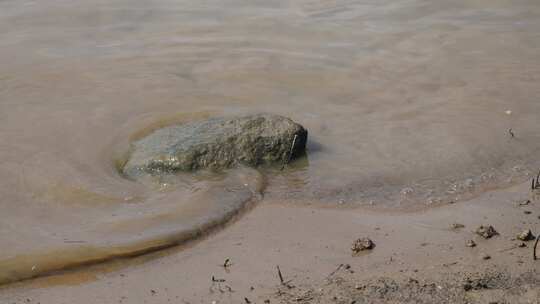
[1,0,540,283]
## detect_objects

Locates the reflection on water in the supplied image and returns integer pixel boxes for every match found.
[1,0,540,284]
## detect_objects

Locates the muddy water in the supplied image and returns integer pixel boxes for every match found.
[1,0,540,284]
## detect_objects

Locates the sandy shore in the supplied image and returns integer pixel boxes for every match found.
[1,181,539,303]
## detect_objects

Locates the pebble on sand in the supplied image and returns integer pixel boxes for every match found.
[475,225,498,239]
[516,229,534,241]
[352,238,375,253]
[466,240,477,248]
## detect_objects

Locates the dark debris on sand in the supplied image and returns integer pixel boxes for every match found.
[476,225,498,239]
[273,270,540,304]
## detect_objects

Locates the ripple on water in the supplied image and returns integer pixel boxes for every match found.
[0,158,263,285]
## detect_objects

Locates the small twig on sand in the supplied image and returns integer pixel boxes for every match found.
[277,265,284,284]
[499,245,519,253]
[210,275,228,294]
[326,264,344,279]
[244,297,252,304]
[281,134,298,170]
[534,235,540,261]
[276,265,294,289]
[509,128,515,138]
[531,169,540,190]
[223,258,231,268]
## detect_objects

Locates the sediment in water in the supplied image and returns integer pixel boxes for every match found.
[0,167,264,285]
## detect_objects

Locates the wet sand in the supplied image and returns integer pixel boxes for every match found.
[1,180,538,303]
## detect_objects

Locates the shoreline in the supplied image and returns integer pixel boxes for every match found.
[1,180,539,303]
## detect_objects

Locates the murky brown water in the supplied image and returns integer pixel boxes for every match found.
[1,0,540,284]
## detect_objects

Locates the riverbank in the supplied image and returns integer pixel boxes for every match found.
[1,180,538,303]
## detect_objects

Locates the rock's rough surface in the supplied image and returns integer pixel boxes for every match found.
[123,114,308,178]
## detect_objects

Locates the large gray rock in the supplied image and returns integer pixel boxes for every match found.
[122,114,308,178]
